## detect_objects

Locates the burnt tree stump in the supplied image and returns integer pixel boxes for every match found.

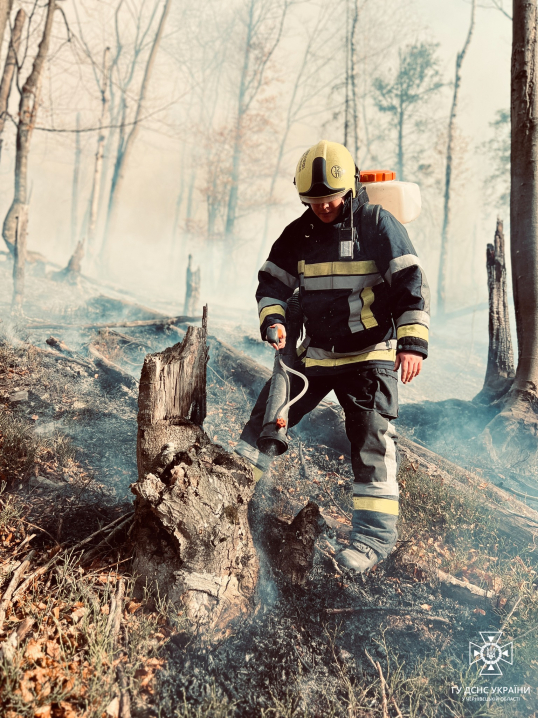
[131,306,259,636]
[474,218,515,404]
[183,254,201,317]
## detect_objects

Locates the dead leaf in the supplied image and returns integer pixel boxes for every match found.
[420,604,432,611]
[127,601,141,614]
[19,679,34,703]
[45,641,61,661]
[473,608,486,615]
[25,639,44,661]
[34,707,51,718]
[105,696,120,718]
[70,607,87,623]
[53,607,60,620]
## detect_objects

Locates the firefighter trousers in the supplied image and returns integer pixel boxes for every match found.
[236,364,400,558]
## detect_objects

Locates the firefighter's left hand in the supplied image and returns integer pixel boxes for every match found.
[394,351,423,384]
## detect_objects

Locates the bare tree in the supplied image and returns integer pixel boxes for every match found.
[0,0,13,55]
[372,42,444,181]
[87,47,111,254]
[99,0,172,269]
[483,0,538,472]
[0,8,25,163]
[70,113,81,248]
[2,0,57,254]
[437,0,476,316]
[224,0,291,240]
[474,219,515,404]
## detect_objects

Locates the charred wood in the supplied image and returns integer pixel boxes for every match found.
[474,218,515,404]
[132,306,259,636]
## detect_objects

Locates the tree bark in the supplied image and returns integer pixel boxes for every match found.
[87,47,110,255]
[0,8,25,164]
[51,237,86,283]
[2,0,56,255]
[100,0,171,268]
[0,0,13,58]
[132,307,259,635]
[474,218,515,404]
[183,254,201,316]
[11,207,28,315]
[481,0,538,471]
[437,0,476,315]
[71,114,81,248]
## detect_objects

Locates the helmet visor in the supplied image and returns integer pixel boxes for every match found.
[300,189,348,205]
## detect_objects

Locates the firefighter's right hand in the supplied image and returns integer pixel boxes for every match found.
[266,324,286,350]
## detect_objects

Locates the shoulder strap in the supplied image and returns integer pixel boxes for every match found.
[360,202,381,232]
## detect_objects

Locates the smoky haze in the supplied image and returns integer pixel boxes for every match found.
[0,0,512,403]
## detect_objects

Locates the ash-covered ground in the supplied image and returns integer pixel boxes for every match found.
[0,258,536,717]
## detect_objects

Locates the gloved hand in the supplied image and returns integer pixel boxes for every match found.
[266,324,287,350]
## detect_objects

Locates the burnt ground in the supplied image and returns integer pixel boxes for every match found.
[0,259,537,717]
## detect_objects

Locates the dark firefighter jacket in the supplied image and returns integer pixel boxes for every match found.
[256,192,430,375]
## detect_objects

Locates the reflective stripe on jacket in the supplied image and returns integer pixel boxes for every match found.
[256,196,430,374]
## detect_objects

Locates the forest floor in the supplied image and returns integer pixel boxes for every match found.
[0,259,537,718]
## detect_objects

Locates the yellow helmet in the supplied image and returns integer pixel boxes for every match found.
[294,140,358,204]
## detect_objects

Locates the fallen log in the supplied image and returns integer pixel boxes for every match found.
[26,314,202,331]
[33,346,95,371]
[131,307,259,637]
[88,342,138,390]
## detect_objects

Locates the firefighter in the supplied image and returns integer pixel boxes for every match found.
[236,140,430,572]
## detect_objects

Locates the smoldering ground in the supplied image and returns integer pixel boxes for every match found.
[1,259,537,717]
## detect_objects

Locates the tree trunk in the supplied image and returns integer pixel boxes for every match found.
[349,0,360,160]
[132,307,259,636]
[474,218,515,404]
[11,207,28,315]
[100,0,171,269]
[2,0,56,255]
[87,47,110,256]
[481,0,538,472]
[183,254,201,316]
[52,237,86,283]
[70,114,81,249]
[0,0,13,57]
[0,8,25,164]
[437,0,476,315]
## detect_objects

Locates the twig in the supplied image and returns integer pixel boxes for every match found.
[0,616,34,661]
[109,578,125,647]
[32,346,95,370]
[12,512,134,599]
[81,514,133,564]
[117,663,132,718]
[327,606,450,624]
[365,649,388,718]
[0,533,36,566]
[207,364,236,390]
[500,595,521,632]
[22,518,60,545]
[0,551,35,631]
[314,545,343,575]
[391,694,404,718]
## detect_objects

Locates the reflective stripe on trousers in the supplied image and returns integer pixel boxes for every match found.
[238,364,400,558]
